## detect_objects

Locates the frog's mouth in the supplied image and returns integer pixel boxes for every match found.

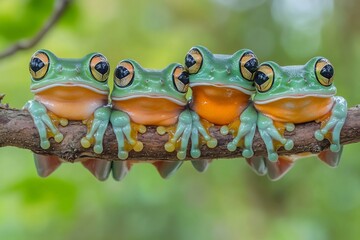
[189,82,254,95]
[31,82,109,95]
[112,94,187,106]
[255,93,335,104]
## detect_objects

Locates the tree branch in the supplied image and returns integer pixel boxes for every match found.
[0,102,359,162]
[0,0,71,60]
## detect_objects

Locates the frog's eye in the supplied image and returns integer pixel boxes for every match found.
[29,51,50,80]
[90,54,110,82]
[315,58,334,86]
[240,51,258,81]
[185,48,203,74]
[253,64,274,93]
[173,65,189,93]
[114,61,134,88]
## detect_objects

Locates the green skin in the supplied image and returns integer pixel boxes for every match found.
[24,49,111,154]
[254,57,347,162]
[187,45,258,159]
[110,59,193,160]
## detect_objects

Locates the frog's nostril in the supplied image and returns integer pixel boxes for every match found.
[57,65,63,72]
[226,66,231,75]
[75,65,81,73]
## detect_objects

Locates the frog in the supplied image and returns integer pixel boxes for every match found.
[252,57,347,180]
[184,45,259,172]
[108,59,193,180]
[24,50,112,180]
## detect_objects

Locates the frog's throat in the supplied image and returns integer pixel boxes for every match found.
[189,82,254,95]
[31,83,109,95]
[254,93,335,105]
[111,95,187,106]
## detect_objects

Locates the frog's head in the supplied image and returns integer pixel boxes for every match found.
[111,59,189,106]
[184,45,258,95]
[29,49,110,95]
[253,57,337,103]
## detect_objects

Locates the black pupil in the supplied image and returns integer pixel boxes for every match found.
[253,71,269,86]
[95,61,109,75]
[320,64,334,79]
[30,57,45,72]
[115,66,130,79]
[244,57,258,73]
[185,54,196,68]
[178,71,189,85]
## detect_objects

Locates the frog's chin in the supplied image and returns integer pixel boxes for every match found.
[189,82,254,95]
[31,82,109,95]
[112,94,187,106]
[254,93,335,104]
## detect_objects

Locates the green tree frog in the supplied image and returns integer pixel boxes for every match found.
[24,50,111,180]
[109,59,193,180]
[184,46,258,172]
[252,57,347,180]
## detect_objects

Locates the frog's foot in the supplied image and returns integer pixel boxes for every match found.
[112,161,132,181]
[318,146,343,167]
[223,105,257,158]
[152,161,183,179]
[245,156,267,176]
[257,113,294,162]
[81,106,111,154]
[157,109,192,160]
[81,159,112,181]
[24,100,64,149]
[110,110,145,160]
[191,159,212,173]
[315,96,347,153]
[266,156,295,181]
[33,154,62,177]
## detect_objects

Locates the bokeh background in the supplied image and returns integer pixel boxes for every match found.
[0,0,360,239]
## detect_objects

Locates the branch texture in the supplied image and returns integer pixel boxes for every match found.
[0,104,359,162]
[0,0,71,59]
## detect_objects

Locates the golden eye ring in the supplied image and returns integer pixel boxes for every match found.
[114,61,135,88]
[315,58,334,86]
[90,54,110,82]
[184,48,203,74]
[253,64,274,93]
[240,51,258,81]
[29,51,50,80]
[172,65,189,93]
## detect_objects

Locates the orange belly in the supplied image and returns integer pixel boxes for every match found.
[190,86,251,125]
[112,97,185,126]
[254,96,334,123]
[35,86,108,120]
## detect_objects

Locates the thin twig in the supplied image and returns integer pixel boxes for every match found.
[0,0,71,59]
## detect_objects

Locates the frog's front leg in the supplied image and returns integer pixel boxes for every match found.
[315,96,347,152]
[257,113,294,161]
[110,110,145,160]
[157,109,193,160]
[221,104,257,158]
[186,110,217,172]
[189,111,218,159]
[23,100,65,149]
[81,106,111,154]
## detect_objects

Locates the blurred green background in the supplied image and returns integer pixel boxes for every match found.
[0,0,360,239]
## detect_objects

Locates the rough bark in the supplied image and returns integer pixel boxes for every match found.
[0,103,359,162]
